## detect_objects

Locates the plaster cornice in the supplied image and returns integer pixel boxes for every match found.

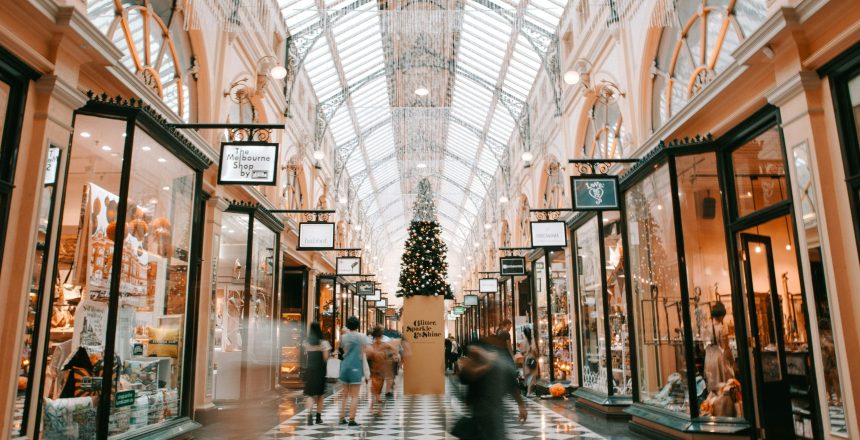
[35,74,87,109]
[765,70,821,107]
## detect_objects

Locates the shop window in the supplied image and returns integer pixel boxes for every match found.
[625,163,688,414]
[675,152,742,419]
[582,100,628,159]
[39,104,208,439]
[87,0,193,121]
[211,208,280,401]
[732,127,788,217]
[651,0,766,130]
[575,217,605,393]
[533,256,550,382]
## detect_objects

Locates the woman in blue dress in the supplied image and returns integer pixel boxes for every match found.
[338,316,368,426]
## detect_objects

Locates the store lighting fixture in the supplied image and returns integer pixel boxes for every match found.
[656,204,663,210]
[416,163,427,169]
[484,222,492,230]
[101,145,112,151]
[313,150,325,160]
[228,229,235,234]
[162,186,170,191]
[473,243,479,249]
[339,197,348,204]
[563,70,581,85]
[786,244,792,251]
[754,245,762,254]
[354,224,362,231]
[157,157,167,163]
[80,132,91,138]
[142,146,151,151]
[414,87,429,96]
[498,195,508,204]
[121,133,127,137]
[521,151,533,162]
[270,65,287,80]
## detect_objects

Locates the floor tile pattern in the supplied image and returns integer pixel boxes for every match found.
[263,378,605,439]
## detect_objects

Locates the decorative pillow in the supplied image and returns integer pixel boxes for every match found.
[60,347,96,398]
[147,327,180,358]
[43,397,97,440]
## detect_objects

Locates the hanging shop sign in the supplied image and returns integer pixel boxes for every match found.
[571,175,620,210]
[44,147,61,185]
[336,256,361,275]
[218,141,279,185]
[464,294,478,306]
[375,299,388,308]
[355,281,375,296]
[499,256,526,276]
[368,289,382,301]
[384,308,397,317]
[297,222,335,250]
[479,278,498,293]
[453,306,466,315]
[530,221,567,247]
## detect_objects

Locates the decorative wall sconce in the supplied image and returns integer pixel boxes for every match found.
[256,55,287,91]
[564,58,626,104]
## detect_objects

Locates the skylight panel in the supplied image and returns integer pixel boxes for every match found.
[487,109,516,142]
[280,0,319,34]
[525,5,562,31]
[469,179,486,198]
[444,160,473,184]
[329,110,355,143]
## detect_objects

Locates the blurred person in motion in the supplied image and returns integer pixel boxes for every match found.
[496,319,513,355]
[367,326,395,415]
[519,326,539,397]
[453,337,527,440]
[303,322,330,425]
[338,316,368,426]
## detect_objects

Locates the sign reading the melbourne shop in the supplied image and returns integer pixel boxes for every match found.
[479,278,498,293]
[571,175,619,210]
[297,222,335,250]
[218,142,279,185]
[530,221,567,247]
[355,281,374,296]
[336,257,361,275]
[499,256,526,276]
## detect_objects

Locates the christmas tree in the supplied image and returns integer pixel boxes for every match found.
[397,179,453,298]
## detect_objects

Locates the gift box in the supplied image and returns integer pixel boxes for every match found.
[43,397,97,440]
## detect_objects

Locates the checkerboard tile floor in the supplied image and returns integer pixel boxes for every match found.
[263,378,605,439]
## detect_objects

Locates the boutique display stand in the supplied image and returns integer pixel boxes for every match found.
[401,295,445,395]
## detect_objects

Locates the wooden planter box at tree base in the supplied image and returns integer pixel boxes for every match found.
[402,295,445,395]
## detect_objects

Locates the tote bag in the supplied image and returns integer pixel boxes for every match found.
[326,356,341,379]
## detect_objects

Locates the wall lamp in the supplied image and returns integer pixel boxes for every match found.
[563,58,625,104]
[256,55,287,92]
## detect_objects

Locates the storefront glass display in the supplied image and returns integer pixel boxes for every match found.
[316,278,336,347]
[732,128,789,218]
[14,149,60,435]
[799,74,852,433]
[625,163,688,414]
[212,207,281,402]
[575,217,604,393]
[675,153,741,419]
[603,211,630,397]
[533,256,549,382]
[38,103,208,439]
[549,250,572,382]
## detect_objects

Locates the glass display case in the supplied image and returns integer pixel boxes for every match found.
[532,256,550,382]
[212,204,282,402]
[37,98,210,439]
[548,250,573,382]
[571,211,631,411]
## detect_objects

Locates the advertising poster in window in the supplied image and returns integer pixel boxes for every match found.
[218,142,278,185]
[530,221,567,247]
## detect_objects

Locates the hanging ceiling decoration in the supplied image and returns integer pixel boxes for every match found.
[279,0,567,271]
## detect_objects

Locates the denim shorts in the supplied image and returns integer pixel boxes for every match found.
[339,366,363,384]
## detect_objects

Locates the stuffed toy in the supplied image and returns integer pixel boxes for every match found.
[150,217,172,258]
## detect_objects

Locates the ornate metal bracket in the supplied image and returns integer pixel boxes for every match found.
[269,209,336,222]
[529,207,571,221]
[568,158,639,175]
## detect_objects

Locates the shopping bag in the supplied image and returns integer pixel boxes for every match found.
[326,357,341,379]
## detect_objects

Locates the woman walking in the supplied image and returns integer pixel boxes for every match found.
[339,316,368,426]
[520,326,539,397]
[303,322,330,425]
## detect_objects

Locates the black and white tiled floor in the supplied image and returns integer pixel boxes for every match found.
[263,377,605,439]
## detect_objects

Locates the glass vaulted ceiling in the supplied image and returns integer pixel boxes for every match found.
[280,0,565,252]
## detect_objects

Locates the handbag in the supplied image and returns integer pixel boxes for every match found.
[526,357,537,369]
[326,356,341,379]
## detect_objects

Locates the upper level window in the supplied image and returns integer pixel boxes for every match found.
[651,0,766,130]
[88,0,194,121]
[582,98,628,159]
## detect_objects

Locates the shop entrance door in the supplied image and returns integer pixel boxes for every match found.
[739,233,794,439]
